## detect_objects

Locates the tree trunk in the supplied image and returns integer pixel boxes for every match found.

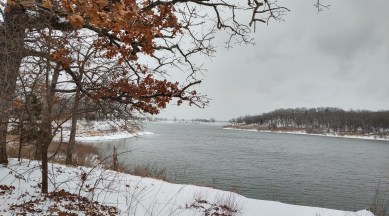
[40,59,60,193]
[40,125,51,194]
[18,122,24,162]
[65,88,81,165]
[112,146,118,171]
[0,10,26,165]
[34,138,43,160]
[41,145,48,193]
[0,119,9,165]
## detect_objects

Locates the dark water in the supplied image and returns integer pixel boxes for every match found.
[96,122,389,212]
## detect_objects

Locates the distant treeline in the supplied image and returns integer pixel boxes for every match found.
[192,118,215,123]
[230,107,389,134]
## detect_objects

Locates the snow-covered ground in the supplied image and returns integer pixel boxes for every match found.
[0,159,373,216]
[54,120,154,142]
[224,127,389,142]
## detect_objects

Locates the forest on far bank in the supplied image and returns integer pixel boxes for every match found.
[229,107,389,134]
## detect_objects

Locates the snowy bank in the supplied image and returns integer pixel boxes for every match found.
[53,120,154,142]
[0,159,373,216]
[224,127,389,142]
[66,131,154,142]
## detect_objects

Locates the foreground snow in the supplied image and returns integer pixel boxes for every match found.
[54,120,154,142]
[224,127,389,142]
[0,159,373,216]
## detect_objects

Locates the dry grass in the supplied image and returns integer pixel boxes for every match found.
[105,162,168,181]
[6,140,101,167]
[7,143,35,160]
[370,183,388,216]
[188,192,244,216]
[83,131,104,136]
[131,164,168,181]
[7,138,170,182]
[49,142,101,167]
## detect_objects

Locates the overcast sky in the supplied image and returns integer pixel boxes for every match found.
[157,0,389,121]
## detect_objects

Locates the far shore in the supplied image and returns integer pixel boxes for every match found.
[223,125,389,142]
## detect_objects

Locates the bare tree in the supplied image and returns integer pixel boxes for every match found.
[0,0,290,166]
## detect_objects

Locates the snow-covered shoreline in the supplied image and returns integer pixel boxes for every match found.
[0,159,374,216]
[61,131,155,142]
[224,127,389,142]
[0,122,379,215]
[53,120,154,142]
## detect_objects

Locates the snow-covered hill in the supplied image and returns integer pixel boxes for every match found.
[0,159,373,216]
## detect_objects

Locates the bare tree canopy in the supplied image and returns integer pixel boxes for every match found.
[0,0,293,166]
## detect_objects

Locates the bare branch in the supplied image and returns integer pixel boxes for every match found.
[314,0,331,12]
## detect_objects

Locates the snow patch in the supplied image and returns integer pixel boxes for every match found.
[26,10,40,18]
[0,159,374,216]
[53,120,154,142]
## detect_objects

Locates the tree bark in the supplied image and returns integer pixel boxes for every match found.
[40,121,51,194]
[41,144,48,193]
[18,122,24,162]
[65,88,81,165]
[39,62,60,193]
[0,9,26,165]
[34,137,43,160]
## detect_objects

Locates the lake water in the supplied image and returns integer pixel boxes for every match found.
[96,122,389,212]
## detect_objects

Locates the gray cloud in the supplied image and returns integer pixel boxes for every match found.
[158,0,389,121]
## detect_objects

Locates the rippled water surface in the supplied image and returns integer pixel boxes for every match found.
[96,122,389,212]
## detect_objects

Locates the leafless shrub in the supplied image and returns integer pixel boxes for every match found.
[7,140,101,168]
[130,164,168,181]
[187,191,245,216]
[213,192,245,216]
[49,142,101,166]
[6,143,35,160]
